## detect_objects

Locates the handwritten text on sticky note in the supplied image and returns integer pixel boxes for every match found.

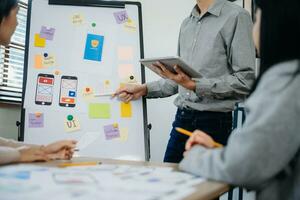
[113,10,129,24]
[29,113,44,128]
[64,117,81,132]
[40,26,55,40]
[103,124,120,140]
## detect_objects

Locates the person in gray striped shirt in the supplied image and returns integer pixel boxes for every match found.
[115,0,256,163]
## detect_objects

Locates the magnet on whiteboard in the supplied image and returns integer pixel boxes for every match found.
[54,70,61,75]
[67,115,74,121]
[35,112,42,117]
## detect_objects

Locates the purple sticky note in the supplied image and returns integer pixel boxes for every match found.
[40,26,55,40]
[113,10,129,24]
[28,113,44,128]
[103,124,120,140]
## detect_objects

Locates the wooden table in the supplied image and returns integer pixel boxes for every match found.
[37,157,230,200]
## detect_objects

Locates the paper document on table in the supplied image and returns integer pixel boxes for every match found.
[0,164,206,200]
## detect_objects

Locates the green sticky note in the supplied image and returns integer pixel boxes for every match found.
[89,103,111,119]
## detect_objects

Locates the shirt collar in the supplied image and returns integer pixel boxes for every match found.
[191,0,226,18]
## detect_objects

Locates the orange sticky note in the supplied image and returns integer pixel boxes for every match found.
[34,55,43,69]
[118,64,134,79]
[117,46,133,61]
[34,34,46,47]
[121,102,132,118]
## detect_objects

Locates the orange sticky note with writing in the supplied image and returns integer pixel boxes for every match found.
[34,34,46,47]
[34,55,43,69]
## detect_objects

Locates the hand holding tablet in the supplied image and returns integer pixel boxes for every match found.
[140,56,202,78]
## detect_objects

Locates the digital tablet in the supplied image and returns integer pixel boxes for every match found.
[140,56,202,78]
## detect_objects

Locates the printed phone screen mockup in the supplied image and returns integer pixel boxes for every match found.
[35,74,54,105]
[59,76,78,107]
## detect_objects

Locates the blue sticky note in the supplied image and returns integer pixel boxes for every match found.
[84,34,104,62]
[69,91,76,97]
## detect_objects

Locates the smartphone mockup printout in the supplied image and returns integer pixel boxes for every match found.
[59,76,78,107]
[35,73,55,105]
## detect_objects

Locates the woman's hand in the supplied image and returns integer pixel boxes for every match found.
[43,140,77,160]
[114,84,147,103]
[153,62,196,91]
[18,147,48,163]
[183,130,218,157]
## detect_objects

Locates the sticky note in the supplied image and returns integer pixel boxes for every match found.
[113,10,129,24]
[118,128,129,142]
[40,26,55,40]
[117,46,133,61]
[34,55,43,69]
[103,124,120,140]
[71,13,84,25]
[89,103,110,119]
[42,55,55,67]
[28,113,44,128]
[54,70,61,75]
[34,34,46,47]
[118,64,134,79]
[64,117,80,132]
[124,18,137,32]
[84,34,104,62]
[121,102,132,118]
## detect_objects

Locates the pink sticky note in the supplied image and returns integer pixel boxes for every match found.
[103,124,120,140]
[40,26,55,40]
[117,46,133,61]
[29,113,44,128]
[113,10,129,24]
[118,64,134,79]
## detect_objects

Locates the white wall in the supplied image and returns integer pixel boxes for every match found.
[0,105,21,140]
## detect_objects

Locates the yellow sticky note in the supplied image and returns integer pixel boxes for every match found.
[42,55,55,67]
[119,128,129,142]
[64,117,81,132]
[89,103,111,119]
[34,34,46,47]
[34,55,43,69]
[121,102,132,118]
[118,64,134,79]
[71,13,84,25]
[117,46,133,61]
[124,18,137,32]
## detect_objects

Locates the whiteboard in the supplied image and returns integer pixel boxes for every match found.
[21,0,149,161]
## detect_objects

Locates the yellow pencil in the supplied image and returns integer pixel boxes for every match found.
[58,161,101,168]
[175,127,223,148]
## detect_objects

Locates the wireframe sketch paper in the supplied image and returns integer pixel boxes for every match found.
[0,164,206,200]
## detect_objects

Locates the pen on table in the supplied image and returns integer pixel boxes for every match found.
[175,127,223,148]
[57,161,101,168]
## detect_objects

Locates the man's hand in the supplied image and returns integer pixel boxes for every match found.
[153,62,196,91]
[114,84,147,103]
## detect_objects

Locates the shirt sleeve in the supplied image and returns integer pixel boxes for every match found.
[179,73,300,188]
[0,137,40,148]
[0,147,20,165]
[194,12,256,100]
[146,79,178,98]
